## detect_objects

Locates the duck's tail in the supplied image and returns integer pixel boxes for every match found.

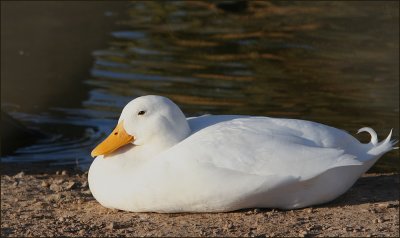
[357,127,398,156]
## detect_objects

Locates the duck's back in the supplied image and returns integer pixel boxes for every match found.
[182,115,365,179]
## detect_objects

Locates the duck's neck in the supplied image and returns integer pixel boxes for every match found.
[135,137,182,159]
[133,122,191,160]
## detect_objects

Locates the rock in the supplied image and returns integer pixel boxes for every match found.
[247,231,254,237]
[107,222,115,230]
[378,203,396,209]
[56,171,60,175]
[65,181,76,190]
[254,208,261,214]
[306,224,315,231]
[58,217,65,222]
[12,181,19,187]
[1,112,43,155]
[369,208,377,213]
[224,223,234,230]
[378,203,388,209]
[306,208,313,214]
[41,181,50,187]
[78,229,85,236]
[299,230,308,237]
[81,181,88,188]
[50,184,62,192]
[139,214,149,221]
[61,170,68,176]
[54,179,64,185]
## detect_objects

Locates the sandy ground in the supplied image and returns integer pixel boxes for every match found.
[1,164,399,237]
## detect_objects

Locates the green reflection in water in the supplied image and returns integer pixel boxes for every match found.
[87,1,399,172]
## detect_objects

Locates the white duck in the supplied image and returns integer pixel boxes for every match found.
[88,95,397,213]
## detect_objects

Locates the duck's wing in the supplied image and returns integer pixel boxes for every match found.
[169,115,363,180]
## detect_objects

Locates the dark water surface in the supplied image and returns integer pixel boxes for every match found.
[1,1,399,172]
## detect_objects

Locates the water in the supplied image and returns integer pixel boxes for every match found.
[1,1,399,172]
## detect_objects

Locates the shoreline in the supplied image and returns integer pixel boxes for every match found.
[1,163,399,237]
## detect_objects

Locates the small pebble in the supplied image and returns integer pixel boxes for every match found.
[306,224,315,231]
[55,179,64,185]
[370,208,377,213]
[56,171,60,175]
[81,181,88,188]
[378,203,388,209]
[225,223,234,230]
[107,222,115,230]
[61,170,68,176]
[65,181,76,190]
[41,181,49,187]
[50,184,62,192]
[299,230,308,237]
[14,171,25,178]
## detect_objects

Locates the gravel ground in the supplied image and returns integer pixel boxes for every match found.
[1,164,399,237]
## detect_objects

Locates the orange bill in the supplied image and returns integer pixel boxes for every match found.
[91,121,134,158]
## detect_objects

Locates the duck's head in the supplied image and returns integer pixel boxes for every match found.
[91,95,191,158]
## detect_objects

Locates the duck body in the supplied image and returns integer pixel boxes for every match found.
[88,96,397,213]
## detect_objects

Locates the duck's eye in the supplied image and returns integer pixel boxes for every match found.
[138,110,146,116]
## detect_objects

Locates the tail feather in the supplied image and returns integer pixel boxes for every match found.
[357,127,378,146]
[356,127,398,174]
[358,127,398,156]
[390,139,399,150]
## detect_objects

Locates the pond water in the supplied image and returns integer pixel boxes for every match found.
[1,1,399,172]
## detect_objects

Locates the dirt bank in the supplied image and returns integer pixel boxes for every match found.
[1,164,399,237]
